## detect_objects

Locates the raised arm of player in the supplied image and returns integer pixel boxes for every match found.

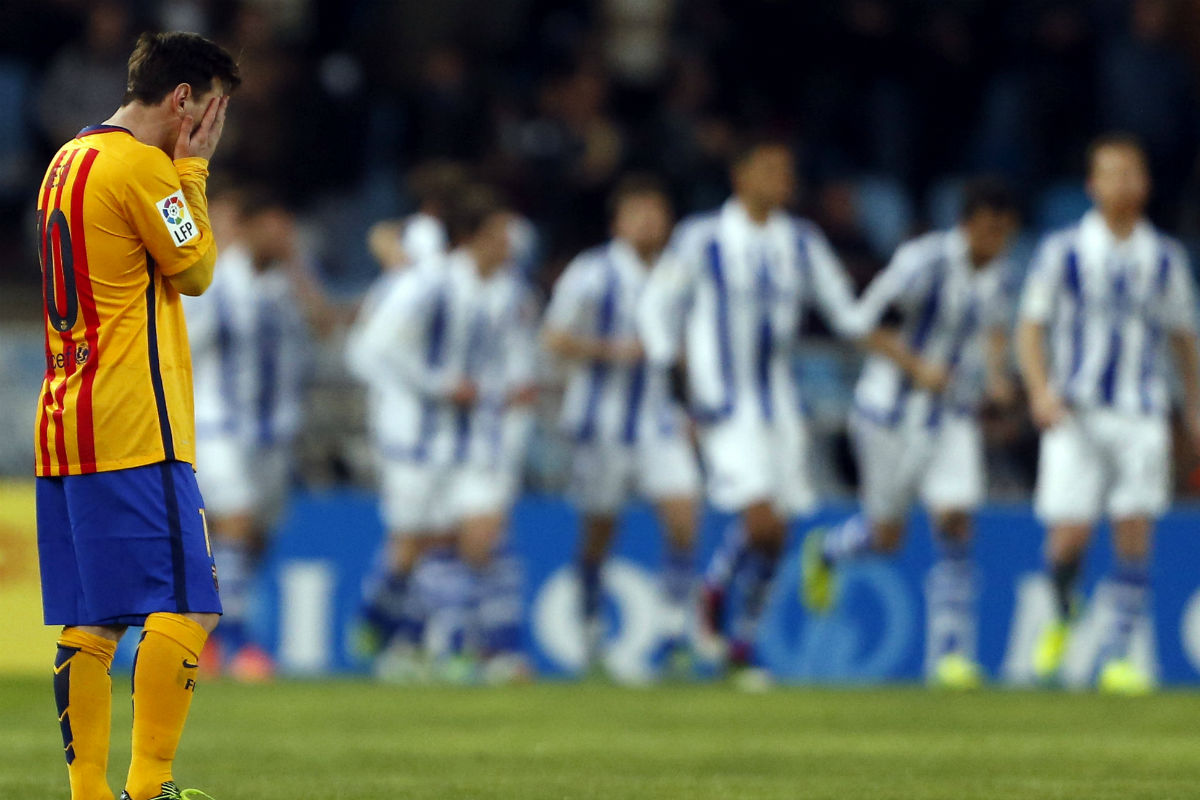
[122,97,228,296]
[802,223,863,340]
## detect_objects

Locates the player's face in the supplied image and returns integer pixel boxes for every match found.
[474,212,513,272]
[963,208,1018,266]
[1087,145,1150,218]
[733,146,796,211]
[613,193,672,255]
[245,208,296,265]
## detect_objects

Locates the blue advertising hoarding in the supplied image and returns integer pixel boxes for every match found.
[216,491,1200,685]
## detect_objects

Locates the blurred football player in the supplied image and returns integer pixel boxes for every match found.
[1017,133,1200,694]
[544,175,701,678]
[638,137,859,688]
[348,186,527,682]
[184,190,320,681]
[802,177,1020,689]
[444,202,542,684]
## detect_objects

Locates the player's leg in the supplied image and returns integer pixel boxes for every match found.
[55,625,125,800]
[641,432,701,657]
[700,417,792,681]
[359,459,441,661]
[1097,412,1169,693]
[192,435,257,674]
[804,412,923,611]
[568,442,630,669]
[1033,414,1103,681]
[223,443,293,681]
[458,502,527,685]
[921,415,986,688]
[38,475,124,800]
[64,461,222,800]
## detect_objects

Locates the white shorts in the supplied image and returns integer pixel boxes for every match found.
[698,409,816,517]
[567,433,701,516]
[380,459,459,535]
[455,464,520,521]
[195,436,291,525]
[1035,409,1170,524]
[850,411,985,522]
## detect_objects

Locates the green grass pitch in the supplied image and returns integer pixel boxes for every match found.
[5,676,1200,799]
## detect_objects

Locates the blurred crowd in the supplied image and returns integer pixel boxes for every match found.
[6,0,1200,494]
[4,0,1200,292]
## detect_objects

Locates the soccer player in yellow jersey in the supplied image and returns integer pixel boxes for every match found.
[35,32,239,800]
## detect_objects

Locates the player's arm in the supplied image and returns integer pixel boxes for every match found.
[854,242,946,391]
[802,224,863,339]
[125,98,229,296]
[505,287,543,408]
[542,260,641,365]
[638,232,699,367]
[345,273,459,400]
[1016,239,1066,429]
[984,325,1017,406]
[367,220,409,270]
[1163,246,1200,446]
[863,329,949,393]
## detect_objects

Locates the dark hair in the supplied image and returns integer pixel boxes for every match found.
[608,173,670,217]
[731,132,792,168]
[407,160,471,215]
[1085,132,1148,174]
[444,184,508,246]
[122,32,241,106]
[961,175,1019,220]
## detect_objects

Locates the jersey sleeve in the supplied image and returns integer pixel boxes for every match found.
[1019,236,1067,324]
[851,241,933,336]
[639,239,699,366]
[983,264,1017,330]
[800,224,862,339]
[543,258,593,334]
[504,284,542,389]
[1162,244,1198,332]
[345,271,455,398]
[122,153,216,277]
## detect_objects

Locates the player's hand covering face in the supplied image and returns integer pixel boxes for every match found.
[174,89,229,162]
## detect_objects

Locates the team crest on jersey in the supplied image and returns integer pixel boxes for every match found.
[157,190,198,247]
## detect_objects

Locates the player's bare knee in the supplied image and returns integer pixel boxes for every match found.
[935,511,972,544]
[743,501,785,552]
[460,515,504,569]
[656,497,697,550]
[1113,517,1153,562]
[185,612,221,634]
[73,624,127,642]
[873,521,905,554]
[581,515,617,563]
[1047,523,1092,564]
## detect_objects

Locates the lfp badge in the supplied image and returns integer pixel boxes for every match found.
[156,190,198,247]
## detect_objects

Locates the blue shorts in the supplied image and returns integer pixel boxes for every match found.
[37,460,222,627]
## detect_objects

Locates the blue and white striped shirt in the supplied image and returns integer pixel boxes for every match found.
[545,239,684,444]
[639,199,858,426]
[853,227,1011,428]
[1019,210,1196,416]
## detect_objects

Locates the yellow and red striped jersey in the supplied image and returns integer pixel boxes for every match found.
[34,125,217,477]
